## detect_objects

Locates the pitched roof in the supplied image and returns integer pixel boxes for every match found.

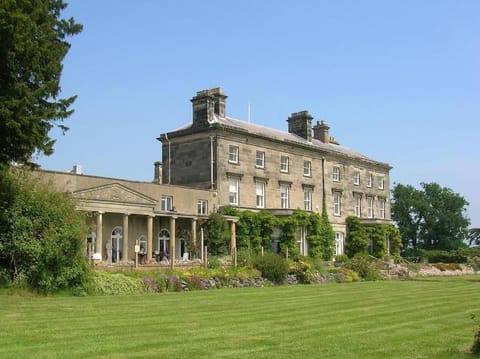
[169,115,389,167]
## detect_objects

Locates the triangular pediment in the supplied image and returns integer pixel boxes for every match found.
[73,183,156,206]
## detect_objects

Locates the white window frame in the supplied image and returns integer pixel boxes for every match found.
[354,194,362,217]
[256,151,265,168]
[333,192,341,216]
[256,181,265,208]
[280,155,289,173]
[303,160,311,177]
[228,145,239,164]
[335,232,344,256]
[378,176,385,190]
[379,198,386,219]
[197,199,208,215]
[161,195,173,211]
[280,184,289,209]
[304,188,312,211]
[229,177,239,206]
[333,166,341,182]
[138,235,147,255]
[353,170,360,186]
[367,196,374,218]
[367,174,373,188]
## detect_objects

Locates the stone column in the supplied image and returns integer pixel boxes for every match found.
[96,212,103,256]
[147,215,153,261]
[191,218,197,259]
[169,216,177,269]
[122,214,129,262]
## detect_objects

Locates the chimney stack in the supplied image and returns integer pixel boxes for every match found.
[191,87,227,127]
[313,120,330,143]
[153,161,162,184]
[287,111,313,141]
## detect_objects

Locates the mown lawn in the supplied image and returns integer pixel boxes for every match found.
[1,276,479,358]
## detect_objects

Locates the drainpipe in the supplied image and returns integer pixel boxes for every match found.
[165,133,171,184]
[321,157,326,212]
[210,136,214,189]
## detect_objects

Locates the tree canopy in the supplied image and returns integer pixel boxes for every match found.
[0,0,82,166]
[391,182,470,252]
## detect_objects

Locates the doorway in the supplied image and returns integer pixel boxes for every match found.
[111,226,123,263]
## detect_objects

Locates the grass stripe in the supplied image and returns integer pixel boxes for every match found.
[0,276,479,358]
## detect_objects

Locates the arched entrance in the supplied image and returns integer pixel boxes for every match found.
[111,226,123,263]
[156,229,170,261]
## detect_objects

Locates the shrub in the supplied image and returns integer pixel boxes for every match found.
[335,268,359,283]
[91,271,148,295]
[185,275,206,290]
[289,259,315,284]
[0,170,90,294]
[344,254,381,281]
[252,253,289,284]
[0,268,11,287]
[208,256,222,269]
[471,314,480,355]
[237,248,255,268]
[419,249,468,264]
[142,276,159,292]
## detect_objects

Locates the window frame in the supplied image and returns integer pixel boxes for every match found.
[333,192,341,216]
[161,195,173,211]
[367,196,374,218]
[304,187,312,211]
[303,160,312,177]
[379,198,386,219]
[280,184,290,209]
[353,170,361,186]
[228,177,239,206]
[255,151,265,168]
[255,181,265,208]
[378,176,385,190]
[332,166,341,182]
[367,174,373,188]
[280,155,289,173]
[354,194,362,217]
[228,145,239,164]
[197,199,208,215]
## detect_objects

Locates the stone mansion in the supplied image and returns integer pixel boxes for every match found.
[41,87,392,266]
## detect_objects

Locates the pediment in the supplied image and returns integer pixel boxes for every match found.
[73,183,156,206]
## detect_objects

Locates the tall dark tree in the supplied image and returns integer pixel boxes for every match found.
[0,0,82,166]
[391,182,470,251]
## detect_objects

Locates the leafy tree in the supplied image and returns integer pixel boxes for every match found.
[0,169,89,293]
[0,0,82,166]
[391,182,470,251]
[204,213,230,256]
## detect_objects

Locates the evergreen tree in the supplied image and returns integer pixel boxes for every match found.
[0,0,82,166]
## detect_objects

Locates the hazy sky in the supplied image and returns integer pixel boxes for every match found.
[38,0,479,227]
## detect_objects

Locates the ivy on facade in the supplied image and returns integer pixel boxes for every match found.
[345,216,402,258]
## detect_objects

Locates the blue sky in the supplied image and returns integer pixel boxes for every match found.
[38,0,479,227]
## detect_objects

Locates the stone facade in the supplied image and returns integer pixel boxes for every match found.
[38,86,391,262]
[36,169,237,267]
[159,87,392,255]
